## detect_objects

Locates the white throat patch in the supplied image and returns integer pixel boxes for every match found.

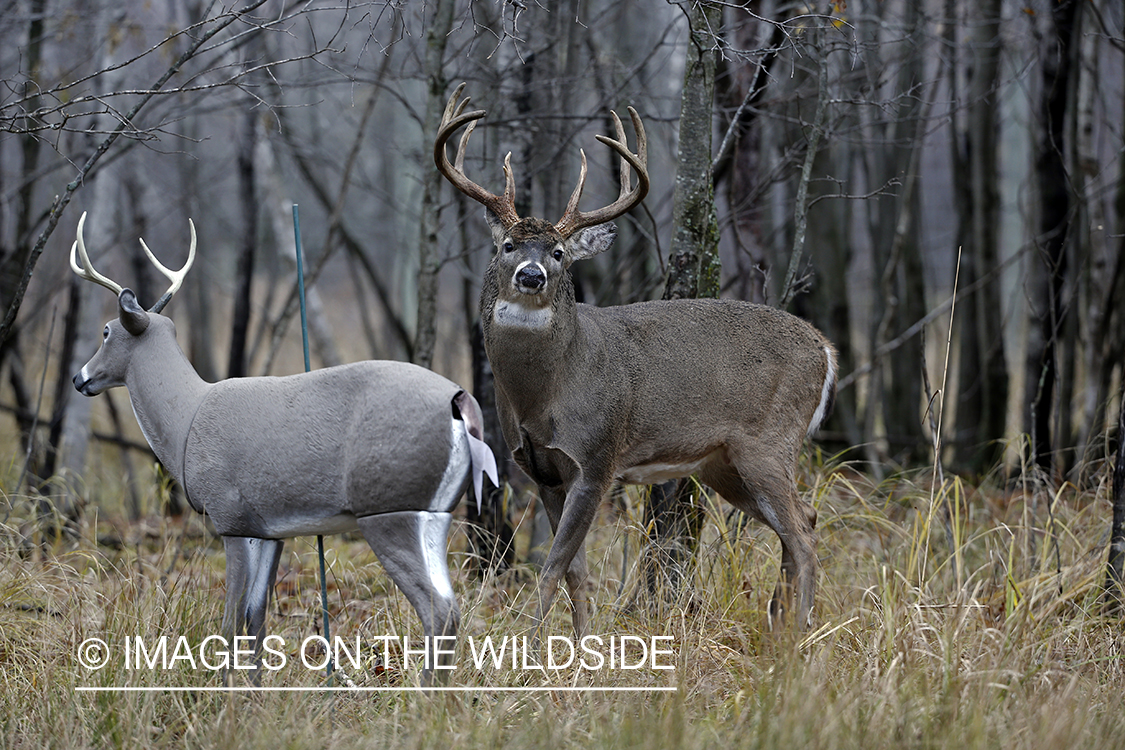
[493,300,553,329]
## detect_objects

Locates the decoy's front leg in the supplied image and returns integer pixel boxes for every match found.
[220,536,283,685]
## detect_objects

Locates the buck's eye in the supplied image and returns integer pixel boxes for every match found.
[553,248,564,261]
[503,242,514,254]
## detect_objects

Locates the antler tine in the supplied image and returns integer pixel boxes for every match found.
[143,218,196,313]
[434,83,521,229]
[555,106,650,239]
[610,110,633,197]
[70,211,124,296]
[559,149,589,225]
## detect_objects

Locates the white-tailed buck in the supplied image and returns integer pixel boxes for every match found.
[70,212,497,683]
[435,85,837,636]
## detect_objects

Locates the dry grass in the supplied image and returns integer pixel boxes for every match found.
[1,450,1124,749]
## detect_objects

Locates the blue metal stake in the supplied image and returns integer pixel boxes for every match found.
[293,204,333,681]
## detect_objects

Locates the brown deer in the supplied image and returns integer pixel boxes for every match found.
[434,85,837,638]
[70,212,497,683]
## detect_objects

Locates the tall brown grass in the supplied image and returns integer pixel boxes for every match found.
[1,448,1123,749]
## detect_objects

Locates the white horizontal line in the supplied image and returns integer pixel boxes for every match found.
[76,686,677,693]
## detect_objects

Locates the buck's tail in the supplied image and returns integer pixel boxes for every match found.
[807,345,838,436]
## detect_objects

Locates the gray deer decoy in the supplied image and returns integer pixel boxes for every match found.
[70,212,497,683]
[434,85,837,638]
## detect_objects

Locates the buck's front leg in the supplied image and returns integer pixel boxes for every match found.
[536,479,606,643]
[220,536,284,686]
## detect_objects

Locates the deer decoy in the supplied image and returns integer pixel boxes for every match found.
[434,84,837,638]
[70,212,497,683]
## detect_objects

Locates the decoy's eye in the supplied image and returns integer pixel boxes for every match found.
[103,326,110,341]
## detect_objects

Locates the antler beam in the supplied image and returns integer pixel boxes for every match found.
[434,83,521,229]
[554,107,649,239]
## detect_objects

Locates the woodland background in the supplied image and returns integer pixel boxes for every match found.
[3,3,1125,748]
[0,0,1123,596]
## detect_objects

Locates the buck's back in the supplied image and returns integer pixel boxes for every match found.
[578,298,832,473]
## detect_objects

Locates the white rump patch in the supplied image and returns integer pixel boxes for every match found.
[808,346,836,436]
[493,300,553,329]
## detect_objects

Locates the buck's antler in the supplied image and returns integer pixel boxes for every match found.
[554,106,649,238]
[70,211,196,313]
[434,83,521,230]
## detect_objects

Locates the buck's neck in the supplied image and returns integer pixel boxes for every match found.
[124,319,209,485]
[479,267,581,406]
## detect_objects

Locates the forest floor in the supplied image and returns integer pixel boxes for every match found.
[2,449,1124,749]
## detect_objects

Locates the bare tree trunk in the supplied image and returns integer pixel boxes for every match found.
[228,108,258,379]
[50,5,133,537]
[181,114,218,384]
[1025,0,1078,475]
[640,0,722,605]
[714,1,780,306]
[413,0,455,370]
[1072,3,1112,476]
[1104,391,1125,609]
[0,0,46,398]
[662,2,721,302]
[260,70,405,371]
[793,8,858,453]
[465,320,514,575]
[952,0,1008,474]
[877,1,927,463]
[256,127,342,370]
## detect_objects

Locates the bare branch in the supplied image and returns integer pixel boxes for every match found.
[0,0,274,343]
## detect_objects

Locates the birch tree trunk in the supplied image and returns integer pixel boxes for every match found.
[51,5,131,534]
[413,0,455,370]
[1073,3,1113,474]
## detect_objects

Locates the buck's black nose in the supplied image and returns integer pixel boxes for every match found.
[516,265,546,291]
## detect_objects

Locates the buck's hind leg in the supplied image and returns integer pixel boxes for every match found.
[220,536,284,685]
[356,511,459,685]
[704,447,817,631]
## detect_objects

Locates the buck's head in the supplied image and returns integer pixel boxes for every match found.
[484,216,618,323]
[70,212,195,396]
[434,84,648,325]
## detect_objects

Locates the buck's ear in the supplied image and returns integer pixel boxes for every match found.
[566,222,617,263]
[485,209,508,245]
[118,289,150,336]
